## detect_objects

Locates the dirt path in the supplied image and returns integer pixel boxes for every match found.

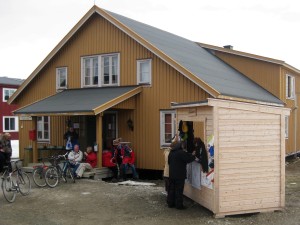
[0,158,299,225]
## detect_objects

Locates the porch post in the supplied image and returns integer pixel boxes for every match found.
[32,116,38,163]
[96,113,103,168]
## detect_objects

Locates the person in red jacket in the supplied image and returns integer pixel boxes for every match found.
[75,146,97,178]
[121,145,138,180]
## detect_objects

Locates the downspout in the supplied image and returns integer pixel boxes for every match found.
[294,92,298,157]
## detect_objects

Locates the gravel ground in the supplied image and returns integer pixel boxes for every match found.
[0,158,299,225]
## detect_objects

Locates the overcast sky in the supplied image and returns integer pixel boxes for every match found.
[1,0,300,79]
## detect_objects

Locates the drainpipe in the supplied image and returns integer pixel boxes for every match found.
[294,92,298,157]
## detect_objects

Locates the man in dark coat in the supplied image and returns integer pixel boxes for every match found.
[167,141,196,209]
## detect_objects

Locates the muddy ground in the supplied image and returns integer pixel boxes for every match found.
[0,158,299,225]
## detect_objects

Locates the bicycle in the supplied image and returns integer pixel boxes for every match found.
[32,157,49,187]
[44,154,75,188]
[1,159,31,203]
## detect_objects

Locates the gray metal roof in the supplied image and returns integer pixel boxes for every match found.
[14,86,138,115]
[107,10,283,105]
[0,76,24,86]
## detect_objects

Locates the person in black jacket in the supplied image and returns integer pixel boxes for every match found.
[167,141,196,210]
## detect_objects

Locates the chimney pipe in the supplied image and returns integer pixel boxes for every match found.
[223,45,233,50]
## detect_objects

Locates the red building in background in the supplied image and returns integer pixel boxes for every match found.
[0,77,23,140]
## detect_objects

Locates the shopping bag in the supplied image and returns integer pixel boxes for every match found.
[65,137,73,150]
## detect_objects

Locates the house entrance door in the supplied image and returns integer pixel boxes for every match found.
[102,112,117,150]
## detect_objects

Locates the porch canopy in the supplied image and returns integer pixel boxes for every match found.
[14,86,142,116]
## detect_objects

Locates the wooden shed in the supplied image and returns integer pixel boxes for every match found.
[172,98,290,218]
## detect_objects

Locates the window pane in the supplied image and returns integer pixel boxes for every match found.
[165,114,171,123]
[93,58,98,85]
[112,56,118,84]
[141,62,149,82]
[10,118,15,130]
[4,118,9,130]
[103,57,109,84]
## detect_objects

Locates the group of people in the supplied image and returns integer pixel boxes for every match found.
[63,127,97,178]
[163,134,198,210]
[108,138,139,182]
[0,132,12,173]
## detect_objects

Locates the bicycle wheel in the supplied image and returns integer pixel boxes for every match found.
[1,175,17,203]
[66,167,75,183]
[18,171,31,195]
[32,167,47,187]
[45,167,59,188]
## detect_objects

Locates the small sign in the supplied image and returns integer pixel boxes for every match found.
[73,123,80,129]
[20,115,32,121]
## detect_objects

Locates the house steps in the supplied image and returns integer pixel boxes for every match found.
[22,163,114,179]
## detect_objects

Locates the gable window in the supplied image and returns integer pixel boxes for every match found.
[56,67,67,90]
[137,59,151,85]
[37,116,50,142]
[81,54,119,87]
[286,74,295,99]
[160,110,176,146]
[3,88,16,102]
[285,116,289,139]
[101,54,119,86]
[3,116,18,132]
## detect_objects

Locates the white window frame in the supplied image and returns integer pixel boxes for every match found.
[286,74,295,99]
[3,116,18,132]
[3,88,17,102]
[37,116,50,142]
[81,56,99,87]
[101,53,120,86]
[81,53,120,87]
[160,110,176,147]
[56,67,68,90]
[137,59,152,85]
[285,116,289,139]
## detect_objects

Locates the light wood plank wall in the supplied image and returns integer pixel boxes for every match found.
[217,108,281,213]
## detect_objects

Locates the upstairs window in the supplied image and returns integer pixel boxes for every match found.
[37,116,50,142]
[137,59,152,85]
[160,110,176,146]
[56,67,67,90]
[286,74,295,99]
[3,116,18,132]
[101,54,119,86]
[82,56,98,87]
[3,88,16,102]
[81,54,119,87]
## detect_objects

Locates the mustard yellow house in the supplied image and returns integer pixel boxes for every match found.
[9,6,286,172]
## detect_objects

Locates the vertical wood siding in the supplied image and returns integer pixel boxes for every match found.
[15,14,210,169]
[280,67,299,155]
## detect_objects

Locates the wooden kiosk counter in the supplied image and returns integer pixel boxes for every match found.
[171,98,290,218]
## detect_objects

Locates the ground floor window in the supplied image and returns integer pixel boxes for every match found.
[37,116,50,142]
[3,116,18,132]
[160,110,176,146]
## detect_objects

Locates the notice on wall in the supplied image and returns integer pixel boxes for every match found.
[186,161,201,190]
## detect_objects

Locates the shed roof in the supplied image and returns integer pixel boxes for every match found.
[8,6,283,106]
[14,86,141,116]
